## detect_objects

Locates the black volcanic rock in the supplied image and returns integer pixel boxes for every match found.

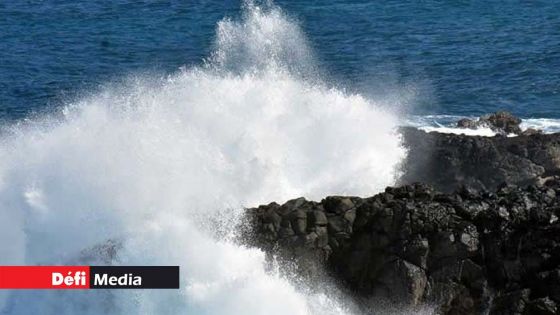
[456,111,522,135]
[399,127,560,192]
[481,111,523,135]
[243,180,560,314]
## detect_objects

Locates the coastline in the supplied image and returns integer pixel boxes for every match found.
[243,112,560,314]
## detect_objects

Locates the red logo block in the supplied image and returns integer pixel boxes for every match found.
[0,266,90,289]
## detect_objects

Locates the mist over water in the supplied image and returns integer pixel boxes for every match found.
[0,2,405,314]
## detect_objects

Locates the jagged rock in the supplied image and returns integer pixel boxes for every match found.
[456,111,523,135]
[311,209,328,226]
[490,289,531,315]
[460,259,486,293]
[243,179,560,314]
[481,111,523,135]
[402,236,429,269]
[375,259,427,306]
[324,196,355,214]
[399,126,560,192]
[526,297,558,315]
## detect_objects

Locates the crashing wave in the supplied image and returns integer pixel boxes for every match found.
[0,2,405,314]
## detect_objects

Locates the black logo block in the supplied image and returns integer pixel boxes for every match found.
[90,266,179,289]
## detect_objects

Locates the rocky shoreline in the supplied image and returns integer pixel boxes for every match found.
[243,112,560,315]
[244,181,560,315]
[399,126,560,193]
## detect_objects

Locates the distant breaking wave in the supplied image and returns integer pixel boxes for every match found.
[0,2,405,314]
[407,114,560,136]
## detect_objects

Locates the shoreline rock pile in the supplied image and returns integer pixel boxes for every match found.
[244,180,560,314]
[456,111,535,136]
[400,114,560,193]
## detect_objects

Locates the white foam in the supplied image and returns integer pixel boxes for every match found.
[408,114,560,137]
[419,125,497,136]
[521,118,560,134]
[0,2,405,314]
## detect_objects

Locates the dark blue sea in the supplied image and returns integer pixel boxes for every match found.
[2,0,559,123]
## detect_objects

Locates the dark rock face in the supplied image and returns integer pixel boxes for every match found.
[481,111,522,135]
[456,111,522,135]
[243,180,560,314]
[399,127,560,193]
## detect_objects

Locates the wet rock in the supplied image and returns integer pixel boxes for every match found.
[460,259,486,292]
[278,197,307,215]
[456,111,523,135]
[526,297,558,315]
[481,111,523,135]
[376,259,428,306]
[399,126,560,192]
[402,236,429,269]
[324,196,355,214]
[327,215,350,234]
[311,209,328,226]
[490,289,530,315]
[243,179,560,314]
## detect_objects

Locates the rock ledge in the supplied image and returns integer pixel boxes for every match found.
[244,180,560,315]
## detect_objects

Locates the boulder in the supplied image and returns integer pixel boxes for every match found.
[455,111,523,135]
[480,111,523,135]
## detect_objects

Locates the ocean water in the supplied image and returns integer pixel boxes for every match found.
[2,0,560,122]
[0,1,555,314]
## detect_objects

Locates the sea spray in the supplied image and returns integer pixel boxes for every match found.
[0,2,406,314]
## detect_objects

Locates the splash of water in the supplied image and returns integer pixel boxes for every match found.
[0,2,405,314]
